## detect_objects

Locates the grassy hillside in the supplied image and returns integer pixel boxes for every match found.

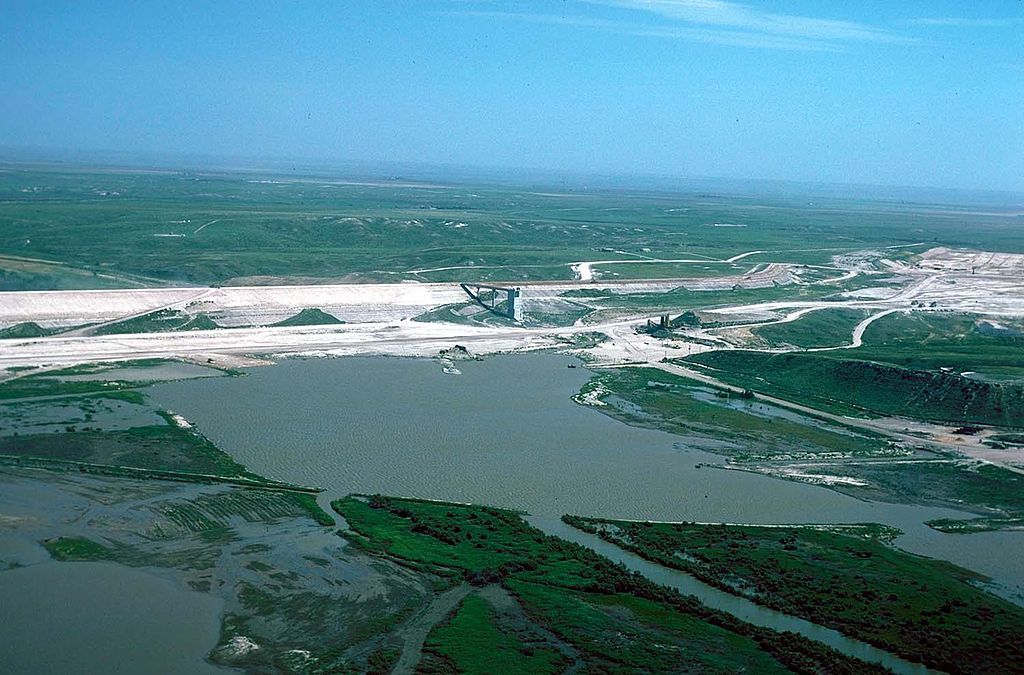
[94,309,221,335]
[0,321,54,339]
[269,307,343,327]
[850,312,1024,382]
[682,350,1024,427]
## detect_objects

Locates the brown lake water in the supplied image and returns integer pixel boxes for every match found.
[0,560,223,674]
[150,353,1024,598]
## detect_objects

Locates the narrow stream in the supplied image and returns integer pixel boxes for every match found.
[530,516,935,675]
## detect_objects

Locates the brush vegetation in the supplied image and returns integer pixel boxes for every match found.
[421,594,570,675]
[564,516,1024,674]
[334,494,888,674]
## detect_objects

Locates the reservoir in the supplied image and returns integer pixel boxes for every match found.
[150,353,1024,597]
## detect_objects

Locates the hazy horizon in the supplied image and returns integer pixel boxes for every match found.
[5,144,1024,208]
[3,1,1023,192]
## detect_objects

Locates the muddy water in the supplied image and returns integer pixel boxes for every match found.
[0,560,223,674]
[150,353,1024,597]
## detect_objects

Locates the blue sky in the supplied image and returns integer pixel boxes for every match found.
[2,1,1022,191]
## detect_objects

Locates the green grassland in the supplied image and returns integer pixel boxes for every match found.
[0,253,151,290]
[0,423,259,479]
[682,350,1024,427]
[0,372,141,400]
[752,308,874,348]
[420,593,570,675]
[4,166,1020,289]
[564,516,1024,674]
[851,312,1024,381]
[42,535,114,561]
[334,494,887,674]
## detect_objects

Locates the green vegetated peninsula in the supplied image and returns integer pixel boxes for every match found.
[578,365,1024,527]
[563,516,1024,674]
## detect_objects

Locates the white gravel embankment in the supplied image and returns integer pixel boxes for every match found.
[0,288,204,328]
[0,283,467,329]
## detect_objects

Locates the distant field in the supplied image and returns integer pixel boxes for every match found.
[3,165,1019,290]
[586,261,747,280]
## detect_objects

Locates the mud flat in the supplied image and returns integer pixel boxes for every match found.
[0,466,437,673]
